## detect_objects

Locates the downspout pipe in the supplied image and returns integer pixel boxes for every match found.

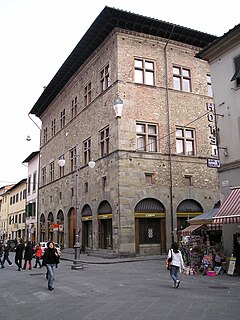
[164,25,175,243]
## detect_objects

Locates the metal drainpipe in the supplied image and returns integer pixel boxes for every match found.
[164,25,175,243]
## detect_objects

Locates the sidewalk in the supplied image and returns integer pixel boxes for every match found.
[60,248,164,264]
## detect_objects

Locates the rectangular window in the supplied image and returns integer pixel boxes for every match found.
[27,175,31,194]
[145,173,153,185]
[20,191,22,201]
[84,82,91,107]
[100,127,109,157]
[102,176,106,189]
[100,64,110,92]
[136,122,157,152]
[16,193,19,202]
[59,164,64,178]
[51,119,56,137]
[184,175,192,187]
[207,74,213,97]
[85,182,88,193]
[43,127,48,144]
[23,189,26,199]
[83,138,92,166]
[71,96,78,118]
[231,55,240,87]
[60,109,66,128]
[173,66,191,92]
[176,127,195,156]
[19,214,21,224]
[50,162,55,182]
[33,171,37,193]
[134,58,155,85]
[42,167,46,185]
[70,147,77,172]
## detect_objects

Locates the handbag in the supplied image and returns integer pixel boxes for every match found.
[166,249,172,270]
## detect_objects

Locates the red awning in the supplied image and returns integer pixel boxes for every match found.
[213,188,240,224]
[181,224,203,236]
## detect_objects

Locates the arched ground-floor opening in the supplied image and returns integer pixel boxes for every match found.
[68,208,76,248]
[135,198,166,255]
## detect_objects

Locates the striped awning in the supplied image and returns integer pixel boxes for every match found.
[181,224,203,236]
[213,188,240,224]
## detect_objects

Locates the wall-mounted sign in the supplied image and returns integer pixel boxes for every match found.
[207,159,220,168]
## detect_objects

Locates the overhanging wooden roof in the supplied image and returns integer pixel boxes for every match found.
[29,6,217,118]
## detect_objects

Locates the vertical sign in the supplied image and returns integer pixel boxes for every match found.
[206,103,218,158]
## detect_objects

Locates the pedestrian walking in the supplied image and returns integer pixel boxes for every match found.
[23,241,33,270]
[15,239,25,271]
[42,241,60,291]
[167,242,185,288]
[0,240,4,268]
[2,241,13,267]
[33,243,42,268]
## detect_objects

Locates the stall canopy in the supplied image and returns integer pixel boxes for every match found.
[181,224,203,236]
[213,188,240,224]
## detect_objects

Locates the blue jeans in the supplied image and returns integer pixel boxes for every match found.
[46,264,55,288]
[170,265,180,284]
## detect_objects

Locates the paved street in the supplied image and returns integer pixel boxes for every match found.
[0,252,240,320]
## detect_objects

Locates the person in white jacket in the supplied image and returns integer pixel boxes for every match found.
[167,242,185,288]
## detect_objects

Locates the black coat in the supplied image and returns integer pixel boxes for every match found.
[24,242,33,261]
[42,248,60,266]
[15,243,24,259]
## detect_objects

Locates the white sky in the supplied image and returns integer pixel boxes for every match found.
[0,0,239,187]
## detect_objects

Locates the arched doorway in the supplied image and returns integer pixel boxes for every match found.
[98,201,112,249]
[68,207,76,248]
[47,212,54,241]
[57,210,64,248]
[135,198,166,255]
[177,199,203,232]
[40,213,45,242]
[81,204,93,249]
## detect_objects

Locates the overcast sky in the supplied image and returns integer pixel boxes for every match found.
[0,0,239,188]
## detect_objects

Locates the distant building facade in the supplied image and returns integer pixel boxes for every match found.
[30,7,220,255]
[23,151,39,243]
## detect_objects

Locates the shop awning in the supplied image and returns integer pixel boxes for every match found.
[213,188,240,224]
[181,224,203,236]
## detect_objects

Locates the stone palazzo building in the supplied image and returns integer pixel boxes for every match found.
[30,7,220,255]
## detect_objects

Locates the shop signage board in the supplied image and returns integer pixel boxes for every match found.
[227,257,236,275]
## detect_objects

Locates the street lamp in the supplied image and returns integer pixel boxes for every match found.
[113,95,123,118]
[58,154,95,270]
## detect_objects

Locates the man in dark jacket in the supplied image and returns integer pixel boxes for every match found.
[2,241,13,267]
[15,239,25,271]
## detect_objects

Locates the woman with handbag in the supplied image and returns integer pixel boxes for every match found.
[167,242,185,288]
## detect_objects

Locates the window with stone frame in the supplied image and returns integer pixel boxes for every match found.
[60,109,66,128]
[71,96,78,118]
[231,55,240,87]
[59,162,64,178]
[176,127,195,156]
[173,66,192,92]
[49,161,55,182]
[136,122,158,152]
[100,126,109,157]
[70,147,77,172]
[84,82,92,107]
[43,127,48,144]
[51,119,56,137]
[83,138,92,166]
[100,63,110,92]
[134,58,155,85]
[207,74,213,97]
[42,167,46,185]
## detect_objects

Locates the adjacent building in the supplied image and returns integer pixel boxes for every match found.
[29,7,220,255]
[0,185,14,240]
[197,24,240,257]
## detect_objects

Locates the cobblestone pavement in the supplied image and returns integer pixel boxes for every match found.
[0,252,240,320]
